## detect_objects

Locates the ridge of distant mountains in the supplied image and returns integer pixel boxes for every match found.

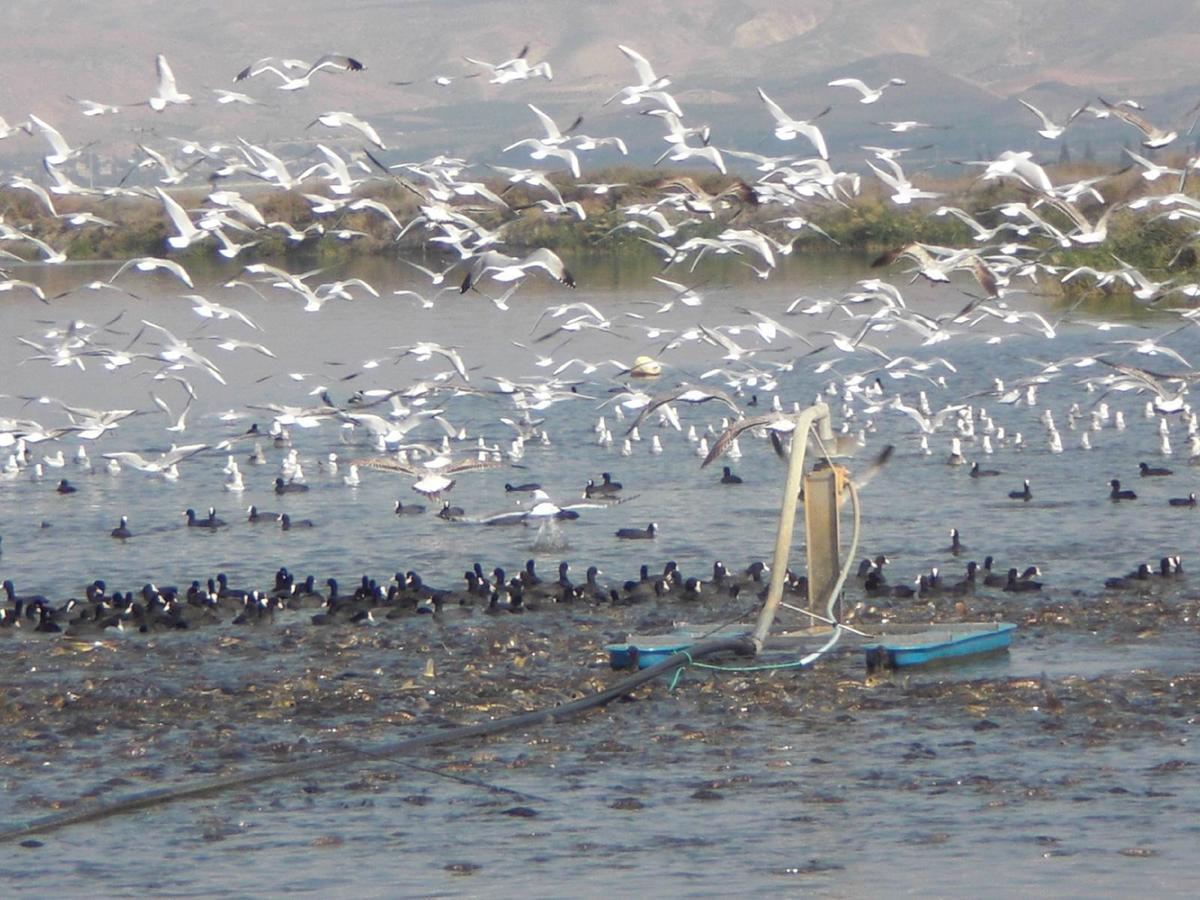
[3,1,1195,173]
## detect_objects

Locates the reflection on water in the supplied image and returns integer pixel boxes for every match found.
[1,255,1197,894]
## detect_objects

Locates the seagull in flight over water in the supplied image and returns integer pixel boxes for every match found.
[460,249,575,292]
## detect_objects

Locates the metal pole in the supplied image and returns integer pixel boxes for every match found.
[751,402,829,652]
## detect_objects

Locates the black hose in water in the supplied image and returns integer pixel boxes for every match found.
[0,635,754,843]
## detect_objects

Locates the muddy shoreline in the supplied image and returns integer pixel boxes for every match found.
[2,579,1196,895]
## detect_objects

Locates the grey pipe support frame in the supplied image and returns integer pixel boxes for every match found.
[751,402,833,652]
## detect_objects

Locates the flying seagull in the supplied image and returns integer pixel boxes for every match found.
[1097,97,1177,149]
[756,88,829,159]
[460,248,575,292]
[1018,98,1085,140]
[149,54,192,110]
[827,77,906,104]
[235,54,365,91]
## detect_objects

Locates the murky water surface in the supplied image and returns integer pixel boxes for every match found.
[1,255,1197,896]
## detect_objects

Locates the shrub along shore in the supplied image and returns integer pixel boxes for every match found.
[1,161,1196,300]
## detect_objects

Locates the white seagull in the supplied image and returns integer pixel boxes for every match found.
[756,88,829,159]
[27,115,81,166]
[102,443,207,475]
[154,187,206,250]
[181,294,260,330]
[1018,99,1085,140]
[867,158,942,205]
[877,121,944,133]
[0,115,31,139]
[606,45,676,111]
[464,46,552,84]
[828,77,906,104]
[110,256,194,288]
[212,89,263,106]
[309,111,386,150]
[523,104,583,146]
[139,320,226,383]
[149,54,192,110]
[460,248,575,292]
[1097,97,1177,148]
[235,54,365,90]
[655,139,726,174]
[393,342,469,381]
[69,96,120,117]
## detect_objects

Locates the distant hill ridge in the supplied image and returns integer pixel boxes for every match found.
[1,1,1192,167]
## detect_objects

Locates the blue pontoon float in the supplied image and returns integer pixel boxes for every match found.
[862,622,1017,672]
[607,622,1017,672]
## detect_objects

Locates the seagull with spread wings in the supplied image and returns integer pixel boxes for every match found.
[1108,323,1192,368]
[102,443,208,474]
[110,256,194,288]
[1093,359,1197,413]
[392,342,469,381]
[756,88,830,159]
[181,294,260,330]
[828,76,905,104]
[139,319,226,384]
[149,54,192,111]
[351,452,503,498]
[1018,98,1085,140]
[464,44,552,84]
[28,115,83,165]
[309,111,386,150]
[605,44,672,108]
[1097,96,1177,149]
[154,187,206,250]
[623,385,741,435]
[235,53,365,90]
[460,248,575,292]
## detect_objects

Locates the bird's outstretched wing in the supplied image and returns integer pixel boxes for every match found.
[625,384,741,435]
[349,456,420,476]
[702,412,797,468]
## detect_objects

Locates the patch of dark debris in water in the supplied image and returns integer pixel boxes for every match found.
[1146,759,1191,774]
[0,590,1194,895]
[907,832,952,845]
[501,806,539,818]
[609,797,644,810]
